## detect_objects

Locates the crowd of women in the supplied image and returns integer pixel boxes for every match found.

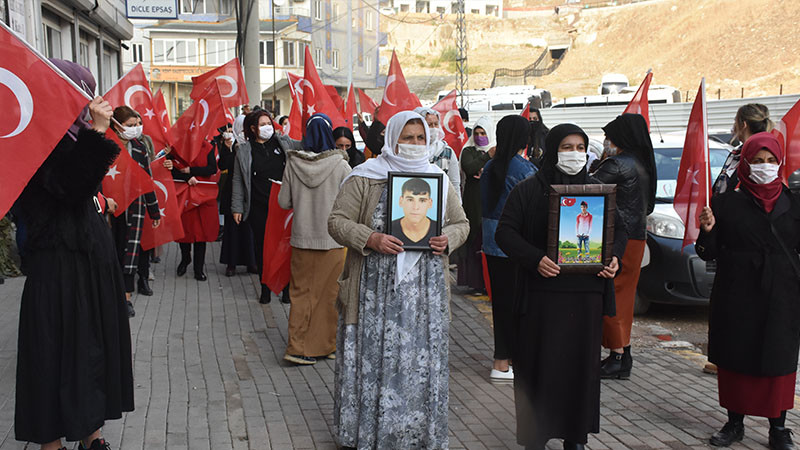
[3,57,799,450]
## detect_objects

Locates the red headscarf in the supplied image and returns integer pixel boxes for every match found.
[737,132,784,213]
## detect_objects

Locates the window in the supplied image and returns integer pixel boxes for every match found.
[366,11,374,30]
[131,43,144,63]
[333,2,340,19]
[470,8,479,14]
[283,41,296,66]
[218,0,232,15]
[314,48,322,67]
[365,55,372,74]
[332,49,339,70]
[400,4,409,12]
[153,39,198,65]
[42,23,62,59]
[313,0,322,20]
[259,40,275,65]
[182,0,206,14]
[206,39,235,65]
[436,6,445,13]
[80,41,90,68]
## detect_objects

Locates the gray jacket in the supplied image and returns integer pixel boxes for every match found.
[231,135,302,221]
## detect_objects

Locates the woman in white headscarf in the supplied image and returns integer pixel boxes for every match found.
[459,115,495,293]
[328,111,469,449]
[415,106,461,197]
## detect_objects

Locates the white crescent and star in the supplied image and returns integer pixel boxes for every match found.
[0,67,34,139]
[382,75,396,107]
[217,75,238,98]
[144,108,155,119]
[106,165,121,180]
[153,179,168,216]
[124,84,151,108]
[191,99,210,129]
[442,109,458,134]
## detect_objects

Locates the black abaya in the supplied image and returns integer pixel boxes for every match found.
[14,128,134,444]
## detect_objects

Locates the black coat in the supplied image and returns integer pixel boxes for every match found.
[696,188,800,376]
[217,138,237,216]
[591,153,653,240]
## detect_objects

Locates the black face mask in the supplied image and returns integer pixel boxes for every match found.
[365,121,385,155]
[530,120,543,133]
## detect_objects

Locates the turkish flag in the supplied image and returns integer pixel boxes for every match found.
[774,97,800,183]
[262,181,293,294]
[301,47,346,134]
[154,89,172,136]
[286,71,305,140]
[190,58,249,109]
[357,88,378,116]
[175,179,218,213]
[623,71,653,130]
[376,51,421,124]
[170,80,228,164]
[0,24,91,218]
[432,89,468,157]
[141,157,184,250]
[325,84,344,112]
[343,84,357,130]
[103,63,172,152]
[102,131,155,216]
[674,79,711,250]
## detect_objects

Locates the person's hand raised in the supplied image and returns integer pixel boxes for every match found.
[89,96,113,134]
[699,206,715,232]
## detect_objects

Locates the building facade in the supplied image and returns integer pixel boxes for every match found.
[390,0,501,16]
[2,0,133,93]
[121,0,385,119]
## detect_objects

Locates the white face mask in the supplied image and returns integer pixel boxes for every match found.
[258,124,274,140]
[556,151,587,175]
[222,131,234,140]
[397,143,429,160]
[603,139,618,157]
[120,125,143,141]
[282,123,290,135]
[429,126,445,142]
[749,163,780,184]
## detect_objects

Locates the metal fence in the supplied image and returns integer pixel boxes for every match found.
[465,94,800,136]
[491,48,567,87]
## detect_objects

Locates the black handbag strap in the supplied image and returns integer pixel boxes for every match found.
[769,222,800,279]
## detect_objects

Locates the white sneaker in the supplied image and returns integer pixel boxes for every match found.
[490,367,514,381]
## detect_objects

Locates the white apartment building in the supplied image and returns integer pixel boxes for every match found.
[390,0,502,16]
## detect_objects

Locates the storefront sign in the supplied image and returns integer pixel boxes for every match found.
[126,0,178,19]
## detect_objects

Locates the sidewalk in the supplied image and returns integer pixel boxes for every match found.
[0,242,797,449]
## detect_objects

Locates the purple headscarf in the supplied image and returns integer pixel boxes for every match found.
[49,58,95,141]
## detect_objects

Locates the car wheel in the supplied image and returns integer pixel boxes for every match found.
[634,293,650,315]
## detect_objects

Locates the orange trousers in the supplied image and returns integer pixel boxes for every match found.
[286,247,345,358]
[602,239,646,349]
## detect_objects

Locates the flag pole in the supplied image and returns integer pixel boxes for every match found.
[701,77,709,207]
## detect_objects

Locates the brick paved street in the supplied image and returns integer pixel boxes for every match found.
[0,242,798,449]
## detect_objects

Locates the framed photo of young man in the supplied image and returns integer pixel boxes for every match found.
[386,172,444,251]
[546,184,617,274]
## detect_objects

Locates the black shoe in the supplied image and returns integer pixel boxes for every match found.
[225,266,236,277]
[126,301,136,318]
[280,289,291,304]
[177,259,190,277]
[137,278,154,296]
[259,288,271,304]
[247,265,259,274]
[770,427,795,450]
[151,256,161,264]
[710,421,744,447]
[194,272,207,281]
[622,345,633,371]
[78,438,111,450]
[563,441,585,450]
[600,351,630,379]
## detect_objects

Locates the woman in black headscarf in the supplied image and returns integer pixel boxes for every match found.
[526,107,549,165]
[14,59,133,450]
[591,113,656,380]
[364,120,385,158]
[333,126,365,168]
[496,124,628,450]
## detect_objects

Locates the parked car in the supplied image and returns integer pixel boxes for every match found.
[635,134,731,314]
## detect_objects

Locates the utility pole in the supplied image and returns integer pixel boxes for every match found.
[241,0,261,108]
[455,0,468,107]
[346,0,353,90]
[271,0,277,112]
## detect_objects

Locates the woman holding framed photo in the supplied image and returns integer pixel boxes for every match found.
[495,124,628,450]
[328,111,469,449]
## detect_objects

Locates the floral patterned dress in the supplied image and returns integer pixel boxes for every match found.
[334,188,450,449]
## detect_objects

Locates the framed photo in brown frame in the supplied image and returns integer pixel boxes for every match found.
[386,171,444,251]
[547,184,617,274]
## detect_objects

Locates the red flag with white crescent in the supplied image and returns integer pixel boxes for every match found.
[343,84,357,130]
[674,79,711,250]
[774,97,800,183]
[623,71,653,130]
[153,89,172,136]
[170,80,228,165]
[286,71,304,140]
[0,22,91,218]
[262,181,293,295]
[376,51,421,124]
[190,58,249,109]
[432,89,468,157]
[103,63,172,152]
[141,157,184,250]
[357,88,378,116]
[301,46,346,134]
[101,130,156,216]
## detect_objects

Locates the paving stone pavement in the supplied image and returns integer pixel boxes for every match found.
[0,242,798,449]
